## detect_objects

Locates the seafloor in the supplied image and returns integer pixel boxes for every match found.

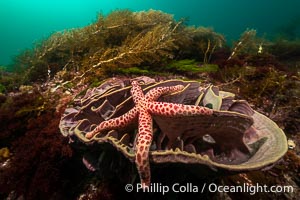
[0,10,299,200]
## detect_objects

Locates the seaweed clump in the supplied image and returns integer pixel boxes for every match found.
[11,9,224,88]
[0,85,82,199]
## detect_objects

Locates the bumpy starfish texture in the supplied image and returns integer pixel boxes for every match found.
[85,83,185,139]
[85,81,213,186]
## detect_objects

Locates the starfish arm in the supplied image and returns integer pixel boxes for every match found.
[147,102,213,116]
[135,110,153,187]
[85,107,138,139]
[145,85,184,101]
[131,81,146,105]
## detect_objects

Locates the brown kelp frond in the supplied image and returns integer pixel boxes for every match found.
[227,29,268,61]
[11,9,224,90]
[91,23,179,69]
[193,27,225,63]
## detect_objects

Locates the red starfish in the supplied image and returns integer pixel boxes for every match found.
[85,81,213,187]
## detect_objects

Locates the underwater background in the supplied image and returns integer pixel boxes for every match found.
[0,1,299,200]
[1,0,300,67]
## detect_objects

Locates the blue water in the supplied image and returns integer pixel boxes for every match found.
[1,0,299,67]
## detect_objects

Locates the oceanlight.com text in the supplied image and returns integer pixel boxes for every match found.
[124,182,294,195]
